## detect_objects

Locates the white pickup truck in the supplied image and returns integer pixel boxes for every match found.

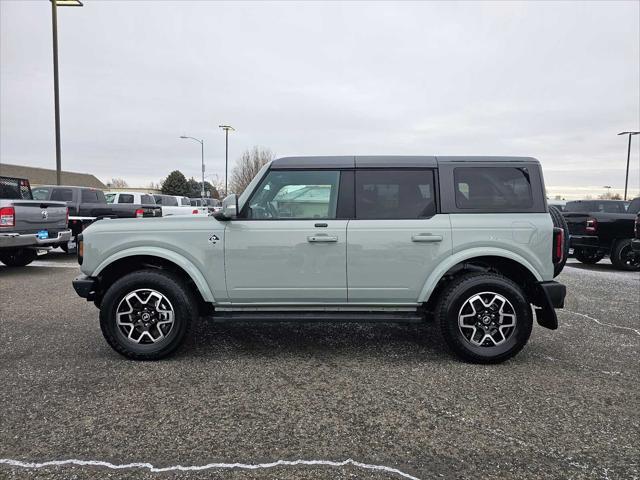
[153,194,207,216]
[105,191,157,207]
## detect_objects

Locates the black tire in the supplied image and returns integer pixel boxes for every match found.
[0,248,37,267]
[610,239,640,271]
[574,248,604,264]
[99,269,196,360]
[60,243,69,253]
[435,272,533,364]
[549,205,569,277]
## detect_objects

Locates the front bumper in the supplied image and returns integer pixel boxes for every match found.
[533,280,566,330]
[72,275,99,300]
[0,229,72,249]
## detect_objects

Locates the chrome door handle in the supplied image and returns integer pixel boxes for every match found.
[307,235,338,243]
[411,234,443,243]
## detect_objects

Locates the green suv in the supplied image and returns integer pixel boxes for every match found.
[73,156,567,363]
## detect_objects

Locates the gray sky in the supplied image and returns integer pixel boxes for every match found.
[1,0,639,197]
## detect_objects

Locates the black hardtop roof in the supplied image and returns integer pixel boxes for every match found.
[270,156,539,169]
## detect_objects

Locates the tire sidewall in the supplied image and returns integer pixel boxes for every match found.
[440,276,532,362]
[612,239,640,271]
[100,271,194,359]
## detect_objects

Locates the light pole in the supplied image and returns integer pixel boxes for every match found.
[218,125,235,196]
[603,185,612,199]
[179,136,205,199]
[50,0,83,185]
[617,131,640,201]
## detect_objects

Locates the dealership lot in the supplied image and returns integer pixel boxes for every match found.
[0,254,638,480]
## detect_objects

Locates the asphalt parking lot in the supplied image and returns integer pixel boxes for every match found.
[1,252,638,480]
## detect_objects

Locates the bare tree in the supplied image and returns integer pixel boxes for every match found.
[109,177,128,188]
[229,146,275,195]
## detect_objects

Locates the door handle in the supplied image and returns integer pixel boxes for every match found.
[307,235,338,243]
[411,234,443,243]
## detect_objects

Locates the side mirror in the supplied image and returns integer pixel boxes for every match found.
[213,194,239,220]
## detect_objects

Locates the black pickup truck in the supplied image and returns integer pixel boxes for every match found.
[32,185,162,250]
[563,198,640,270]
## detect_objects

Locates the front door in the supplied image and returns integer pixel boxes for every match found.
[347,168,452,303]
[224,169,348,304]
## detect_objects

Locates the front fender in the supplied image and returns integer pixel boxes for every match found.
[418,247,543,303]
[93,246,215,302]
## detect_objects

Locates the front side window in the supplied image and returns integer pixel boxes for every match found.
[118,194,134,204]
[355,169,436,219]
[245,170,340,219]
[454,167,532,211]
[81,189,100,203]
[181,197,191,206]
[141,195,155,205]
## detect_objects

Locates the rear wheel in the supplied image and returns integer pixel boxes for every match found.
[0,248,37,267]
[610,239,640,271]
[574,248,604,264]
[549,205,569,277]
[435,272,533,364]
[99,269,196,360]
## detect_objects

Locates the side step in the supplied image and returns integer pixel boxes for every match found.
[207,311,425,323]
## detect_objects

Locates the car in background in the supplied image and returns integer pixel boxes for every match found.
[153,194,207,216]
[190,197,221,213]
[548,200,566,211]
[563,197,640,270]
[632,212,640,258]
[0,176,71,266]
[33,185,162,251]
[105,191,157,206]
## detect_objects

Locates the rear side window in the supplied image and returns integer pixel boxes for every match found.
[355,169,436,219]
[454,167,532,211]
[181,197,191,206]
[51,188,73,202]
[141,195,154,205]
[156,195,178,206]
[118,194,134,204]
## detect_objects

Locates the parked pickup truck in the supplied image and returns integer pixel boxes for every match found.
[0,176,71,266]
[105,191,157,207]
[73,156,567,364]
[153,194,206,216]
[563,198,640,270]
[190,197,221,214]
[32,185,162,250]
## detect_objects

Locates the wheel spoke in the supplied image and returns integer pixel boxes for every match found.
[458,291,517,347]
[115,289,175,345]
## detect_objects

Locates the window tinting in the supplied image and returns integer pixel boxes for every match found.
[565,201,626,214]
[355,169,436,219]
[454,167,532,211]
[628,198,640,214]
[51,188,73,202]
[141,195,155,205]
[246,170,340,219]
[81,189,100,203]
[118,194,134,204]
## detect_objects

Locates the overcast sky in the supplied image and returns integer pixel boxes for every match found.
[1,0,639,197]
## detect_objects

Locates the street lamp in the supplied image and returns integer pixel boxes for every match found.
[179,135,205,199]
[218,125,235,196]
[603,185,612,198]
[50,0,83,185]
[617,131,640,201]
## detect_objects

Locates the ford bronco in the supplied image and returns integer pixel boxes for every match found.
[73,156,567,363]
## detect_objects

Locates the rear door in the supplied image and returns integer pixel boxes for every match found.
[224,169,348,303]
[346,167,452,303]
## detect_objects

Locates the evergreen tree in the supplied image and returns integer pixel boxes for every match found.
[161,170,189,196]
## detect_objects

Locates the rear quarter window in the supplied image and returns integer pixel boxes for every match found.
[454,167,533,211]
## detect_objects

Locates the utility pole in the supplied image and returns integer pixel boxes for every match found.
[617,131,639,201]
[218,125,235,196]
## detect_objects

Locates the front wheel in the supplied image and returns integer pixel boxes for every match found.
[99,269,196,360]
[610,239,640,271]
[0,248,37,267]
[435,273,533,364]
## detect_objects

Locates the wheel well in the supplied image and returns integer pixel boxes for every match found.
[95,255,209,313]
[425,256,539,312]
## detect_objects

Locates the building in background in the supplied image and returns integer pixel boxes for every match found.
[0,163,105,189]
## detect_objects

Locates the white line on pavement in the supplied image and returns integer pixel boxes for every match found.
[562,309,640,337]
[0,457,422,480]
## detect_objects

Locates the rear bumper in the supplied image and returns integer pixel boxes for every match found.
[569,235,600,249]
[532,280,566,330]
[72,275,98,300]
[0,229,72,249]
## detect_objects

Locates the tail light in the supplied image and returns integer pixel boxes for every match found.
[135,208,144,219]
[553,227,564,264]
[586,217,597,233]
[192,209,199,214]
[0,206,15,227]
[77,234,83,265]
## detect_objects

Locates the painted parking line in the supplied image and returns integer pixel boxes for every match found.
[0,457,421,479]
[0,261,78,269]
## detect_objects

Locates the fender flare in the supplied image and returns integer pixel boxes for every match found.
[418,247,543,303]
[93,246,215,302]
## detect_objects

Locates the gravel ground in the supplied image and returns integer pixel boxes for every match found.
[1,252,638,480]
